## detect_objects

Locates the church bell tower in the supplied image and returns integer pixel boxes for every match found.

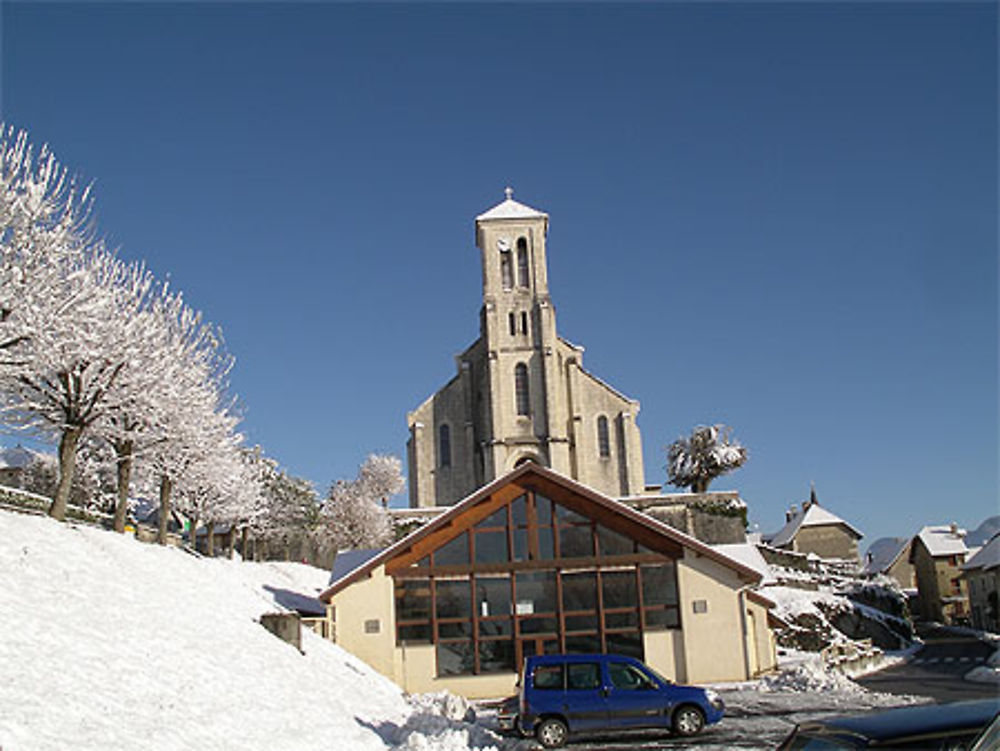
[406,189,645,507]
[474,188,572,477]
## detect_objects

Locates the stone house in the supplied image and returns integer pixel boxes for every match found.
[766,489,863,561]
[320,463,778,699]
[960,532,1000,632]
[909,525,970,624]
[862,537,917,592]
[407,190,645,508]
[0,445,43,490]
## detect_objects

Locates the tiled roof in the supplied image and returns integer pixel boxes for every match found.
[962,533,1000,572]
[863,537,911,575]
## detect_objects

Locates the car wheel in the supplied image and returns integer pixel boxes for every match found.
[536,717,569,748]
[673,705,705,736]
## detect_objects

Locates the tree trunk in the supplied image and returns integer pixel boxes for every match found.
[157,475,172,545]
[206,521,215,557]
[48,425,83,521]
[239,527,248,560]
[189,513,199,552]
[227,528,236,559]
[112,439,134,533]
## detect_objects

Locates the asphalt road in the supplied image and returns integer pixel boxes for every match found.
[856,624,999,703]
[486,625,998,750]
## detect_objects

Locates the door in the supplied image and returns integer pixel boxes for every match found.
[604,660,670,729]
[562,661,609,731]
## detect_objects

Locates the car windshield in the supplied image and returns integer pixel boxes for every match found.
[641,664,671,685]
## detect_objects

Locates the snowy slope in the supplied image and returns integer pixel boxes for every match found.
[0,512,502,751]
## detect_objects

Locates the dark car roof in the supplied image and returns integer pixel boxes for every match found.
[527,653,637,665]
[803,699,1000,743]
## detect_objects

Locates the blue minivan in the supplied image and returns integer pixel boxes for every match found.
[514,653,725,748]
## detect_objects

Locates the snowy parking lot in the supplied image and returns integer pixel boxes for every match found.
[476,663,927,751]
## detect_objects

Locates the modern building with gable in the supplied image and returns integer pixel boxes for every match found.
[320,463,778,699]
[407,190,646,508]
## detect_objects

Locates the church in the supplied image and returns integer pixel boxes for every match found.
[318,192,779,699]
[407,189,647,507]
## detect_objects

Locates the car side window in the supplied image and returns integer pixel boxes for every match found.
[533,664,563,690]
[609,662,653,690]
[566,662,601,690]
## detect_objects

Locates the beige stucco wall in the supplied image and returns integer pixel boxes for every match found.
[330,566,397,680]
[675,551,751,684]
[642,628,686,684]
[745,599,778,676]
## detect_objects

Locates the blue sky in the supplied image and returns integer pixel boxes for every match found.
[1,2,996,546]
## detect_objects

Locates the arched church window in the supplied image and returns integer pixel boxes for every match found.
[500,250,513,290]
[515,363,530,416]
[439,424,451,468]
[517,238,529,287]
[597,416,610,458]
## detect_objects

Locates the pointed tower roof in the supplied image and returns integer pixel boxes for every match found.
[475,187,549,224]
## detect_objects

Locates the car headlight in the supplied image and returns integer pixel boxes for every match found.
[704,689,724,709]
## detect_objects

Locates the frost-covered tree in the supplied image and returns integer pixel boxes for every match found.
[135,286,238,545]
[319,454,402,551]
[2,247,156,520]
[99,284,223,533]
[0,125,169,520]
[0,125,90,362]
[357,453,406,508]
[667,424,747,493]
[251,468,319,560]
[173,435,245,554]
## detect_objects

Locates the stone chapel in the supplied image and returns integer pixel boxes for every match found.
[407,190,647,507]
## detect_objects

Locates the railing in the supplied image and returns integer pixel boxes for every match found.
[0,485,112,526]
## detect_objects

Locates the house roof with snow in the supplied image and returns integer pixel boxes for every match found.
[475,188,549,224]
[0,445,42,470]
[713,542,777,585]
[328,548,383,585]
[912,525,968,559]
[320,462,765,602]
[961,533,999,573]
[862,537,912,576]
[769,497,863,549]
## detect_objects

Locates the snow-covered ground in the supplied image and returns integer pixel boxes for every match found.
[1,510,933,751]
[965,646,1000,684]
[0,511,507,751]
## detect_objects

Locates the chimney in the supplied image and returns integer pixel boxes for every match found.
[786,506,797,523]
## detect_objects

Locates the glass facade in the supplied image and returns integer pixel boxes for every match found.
[393,492,681,676]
